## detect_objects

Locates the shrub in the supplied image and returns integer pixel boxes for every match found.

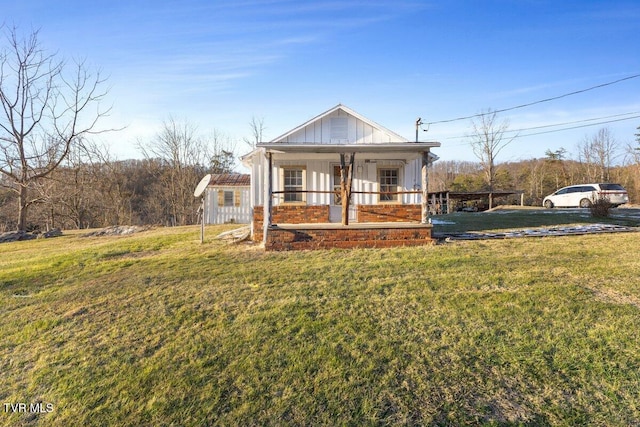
[590,197,613,218]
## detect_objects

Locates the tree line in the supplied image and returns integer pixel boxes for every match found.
[430,125,640,207]
[0,118,237,231]
[2,122,638,231]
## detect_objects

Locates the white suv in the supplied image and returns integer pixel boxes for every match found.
[543,183,629,208]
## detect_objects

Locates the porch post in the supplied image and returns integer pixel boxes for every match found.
[263,152,273,244]
[340,152,355,226]
[421,150,429,223]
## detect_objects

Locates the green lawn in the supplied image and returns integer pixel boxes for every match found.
[2,223,640,426]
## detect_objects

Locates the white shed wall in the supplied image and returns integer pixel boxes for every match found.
[206,186,251,224]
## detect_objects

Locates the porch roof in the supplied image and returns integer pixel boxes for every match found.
[257,142,440,154]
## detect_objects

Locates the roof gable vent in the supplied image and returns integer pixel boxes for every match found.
[330,117,348,142]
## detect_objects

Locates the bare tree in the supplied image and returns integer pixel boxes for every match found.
[138,117,202,226]
[430,160,481,192]
[242,115,266,148]
[210,129,236,173]
[38,142,95,229]
[73,139,136,227]
[0,27,110,230]
[577,127,618,182]
[468,109,515,209]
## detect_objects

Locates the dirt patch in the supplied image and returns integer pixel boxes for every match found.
[581,285,640,309]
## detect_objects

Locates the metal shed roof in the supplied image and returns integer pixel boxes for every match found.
[208,173,250,186]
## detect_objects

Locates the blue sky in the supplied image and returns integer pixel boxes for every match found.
[5,0,640,166]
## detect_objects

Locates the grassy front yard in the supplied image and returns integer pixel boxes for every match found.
[2,223,640,425]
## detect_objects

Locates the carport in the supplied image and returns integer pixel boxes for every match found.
[428,190,525,214]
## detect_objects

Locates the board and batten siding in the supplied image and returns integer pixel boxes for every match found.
[251,156,264,206]
[278,109,398,144]
[206,186,251,224]
[255,157,424,208]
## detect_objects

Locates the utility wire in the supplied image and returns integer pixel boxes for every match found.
[426,73,640,125]
[501,111,640,134]
[514,114,640,138]
[441,113,640,146]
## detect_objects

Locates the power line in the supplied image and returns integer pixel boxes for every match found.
[441,112,640,146]
[426,73,640,125]
[502,111,640,134]
[514,114,640,138]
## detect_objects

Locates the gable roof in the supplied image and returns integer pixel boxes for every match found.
[240,104,440,167]
[269,104,410,143]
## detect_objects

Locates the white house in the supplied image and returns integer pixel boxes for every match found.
[205,173,251,224]
[240,104,440,250]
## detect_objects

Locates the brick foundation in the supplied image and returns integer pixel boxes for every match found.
[265,224,433,251]
[252,205,330,241]
[357,204,422,222]
[253,204,431,249]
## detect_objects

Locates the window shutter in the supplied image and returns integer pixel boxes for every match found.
[234,190,241,207]
[217,190,224,206]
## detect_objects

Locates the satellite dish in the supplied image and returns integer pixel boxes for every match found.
[194,174,212,197]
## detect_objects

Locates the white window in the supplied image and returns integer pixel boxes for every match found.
[283,167,306,203]
[218,190,241,207]
[379,168,399,203]
[223,191,234,206]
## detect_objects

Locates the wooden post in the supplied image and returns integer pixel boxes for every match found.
[421,151,429,223]
[340,154,347,225]
[340,153,355,226]
[263,152,272,244]
[431,193,436,214]
[521,192,524,206]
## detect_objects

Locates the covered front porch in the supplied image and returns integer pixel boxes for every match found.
[253,142,439,250]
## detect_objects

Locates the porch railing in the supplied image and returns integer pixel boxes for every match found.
[270,190,423,196]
